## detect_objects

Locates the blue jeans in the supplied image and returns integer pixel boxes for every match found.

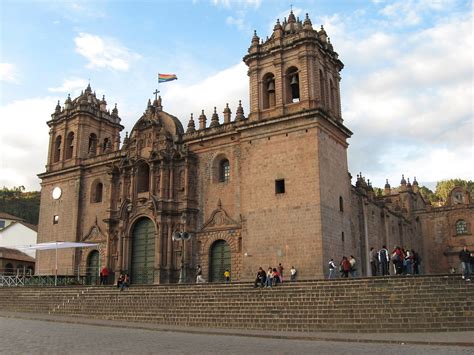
[265,277,273,287]
[461,262,471,279]
[328,269,336,279]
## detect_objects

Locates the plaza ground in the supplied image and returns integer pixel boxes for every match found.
[0,313,472,354]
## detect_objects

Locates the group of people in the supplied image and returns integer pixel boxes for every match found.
[374,246,421,276]
[334,256,357,278]
[253,264,297,288]
[328,246,422,279]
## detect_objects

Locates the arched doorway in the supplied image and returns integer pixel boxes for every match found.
[86,250,100,285]
[131,218,155,284]
[209,240,231,282]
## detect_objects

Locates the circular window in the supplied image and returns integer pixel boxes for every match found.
[52,187,62,200]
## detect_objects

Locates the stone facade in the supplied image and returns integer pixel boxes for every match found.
[36,11,473,283]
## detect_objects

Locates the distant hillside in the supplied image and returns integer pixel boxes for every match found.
[0,186,40,225]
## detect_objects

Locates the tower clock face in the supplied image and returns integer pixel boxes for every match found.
[52,187,62,200]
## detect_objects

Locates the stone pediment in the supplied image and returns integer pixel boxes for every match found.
[201,200,241,231]
[82,220,106,243]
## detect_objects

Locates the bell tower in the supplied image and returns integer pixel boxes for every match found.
[46,84,123,171]
[243,11,343,122]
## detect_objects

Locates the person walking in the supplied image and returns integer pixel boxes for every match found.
[349,255,357,277]
[328,259,337,279]
[340,256,350,278]
[290,266,297,281]
[100,266,109,285]
[369,247,377,276]
[378,246,390,276]
[278,263,284,282]
[412,249,421,275]
[459,245,472,281]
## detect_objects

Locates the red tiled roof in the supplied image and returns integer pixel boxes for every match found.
[0,247,35,262]
[0,211,25,221]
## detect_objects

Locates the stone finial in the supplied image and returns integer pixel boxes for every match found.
[198,109,207,130]
[400,174,406,185]
[223,103,231,124]
[147,98,152,108]
[210,107,220,128]
[112,103,118,116]
[123,131,129,148]
[273,19,283,38]
[251,30,260,46]
[319,25,328,43]
[288,9,296,23]
[100,95,107,111]
[64,94,72,110]
[384,179,391,196]
[85,83,92,93]
[55,100,61,113]
[412,176,419,193]
[303,13,313,30]
[186,113,196,133]
[235,100,245,121]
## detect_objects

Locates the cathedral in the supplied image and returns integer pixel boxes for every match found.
[36,11,473,283]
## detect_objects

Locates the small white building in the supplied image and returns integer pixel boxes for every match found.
[0,212,38,259]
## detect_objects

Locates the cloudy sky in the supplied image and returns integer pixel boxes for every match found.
[0,0,472,191]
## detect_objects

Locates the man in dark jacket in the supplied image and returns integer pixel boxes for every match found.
[254,267,267,288]
[459,245,472,281]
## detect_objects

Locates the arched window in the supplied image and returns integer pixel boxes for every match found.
[102,138,109,153]
[319,69,326,107]
[65,132,74,159]
[88,133,97,157]
[329,79,336,112]
[219,159,230,182]
[16,264,24,275]
[53,136,62,162]
[137,162,150,193]
[456,220,468,235]
[286,67,300,103]
[262,73,276,109]
[91,181,103,203]
[339,196,344,212]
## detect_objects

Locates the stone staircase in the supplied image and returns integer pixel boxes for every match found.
[0,275,472,333]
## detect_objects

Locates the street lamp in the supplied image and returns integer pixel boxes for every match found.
[173,213,192,283]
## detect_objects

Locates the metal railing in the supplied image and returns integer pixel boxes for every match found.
[0,266,115,287]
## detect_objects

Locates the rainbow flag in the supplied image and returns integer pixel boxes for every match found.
[158,73,178,83]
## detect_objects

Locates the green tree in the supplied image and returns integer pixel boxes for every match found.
[418,185,439,204]
[0,186,40,225]
[435,179,474,203]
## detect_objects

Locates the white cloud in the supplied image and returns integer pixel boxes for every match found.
[161,62,248,126]
[0,63,19,83]
[344,11,473,188]
[379,0,456,27]
[212,0,262,8]
[48,78,88,94]
[226,11,250,32]
[74,33,141,71]
[0,97,57,190]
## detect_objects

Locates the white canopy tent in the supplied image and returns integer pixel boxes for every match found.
[17,242,99,285]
